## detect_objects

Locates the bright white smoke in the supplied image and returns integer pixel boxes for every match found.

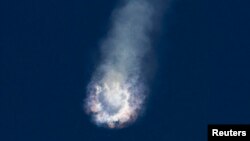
[85,0,156,128]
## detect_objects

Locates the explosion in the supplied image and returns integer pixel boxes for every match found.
[85,0,157,128]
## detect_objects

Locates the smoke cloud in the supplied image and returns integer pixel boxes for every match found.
[85,0,159,128]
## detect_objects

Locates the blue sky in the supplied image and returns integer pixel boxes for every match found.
[1,0,250,141]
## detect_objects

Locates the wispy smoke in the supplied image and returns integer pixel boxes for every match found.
[85,0,158,129]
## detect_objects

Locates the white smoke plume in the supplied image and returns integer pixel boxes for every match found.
[85,0,159,129]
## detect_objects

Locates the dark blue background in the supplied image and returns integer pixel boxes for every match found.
[1,0,250,141]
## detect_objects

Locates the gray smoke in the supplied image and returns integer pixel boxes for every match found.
[99,0,155,78]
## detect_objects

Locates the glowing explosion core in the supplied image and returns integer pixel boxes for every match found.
[86,69,145,128]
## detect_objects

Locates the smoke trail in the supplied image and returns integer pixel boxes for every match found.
[85,0,158,129]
